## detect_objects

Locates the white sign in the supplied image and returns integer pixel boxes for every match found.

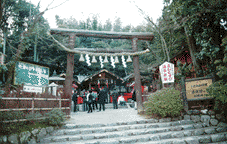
[23,85,43,93]
[159,61,174,83]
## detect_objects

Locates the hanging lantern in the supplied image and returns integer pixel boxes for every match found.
[126,55,132,62]
[115,56,119,63]
[79,54,85,61]
[91,56,97,63]
[104,55,108,63]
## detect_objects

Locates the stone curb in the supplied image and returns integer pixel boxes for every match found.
[0,126,56,144]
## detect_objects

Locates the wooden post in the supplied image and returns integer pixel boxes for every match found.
[32,98,34,115]
[64,33,75,115]
[181,77,188,111]
[132,38,144,114]
[59,97,61,109]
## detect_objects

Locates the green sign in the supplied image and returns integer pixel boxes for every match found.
[14,61,49,86]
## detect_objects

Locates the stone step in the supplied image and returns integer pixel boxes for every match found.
[61,119,192,129]
[52,122,197,136]
[44,131,227,144]
[50,122,197,137]
[40,126,225,143]
[208,141,227,144]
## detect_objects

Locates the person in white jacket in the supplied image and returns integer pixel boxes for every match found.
[118,95,126,106]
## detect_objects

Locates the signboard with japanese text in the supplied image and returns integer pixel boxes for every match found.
[159,62,174,83]
[14,61,49,87]
[185,79,212,100]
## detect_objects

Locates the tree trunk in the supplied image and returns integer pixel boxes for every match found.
[184,26,203,77]
[64,33,75,116]
[5,11,45,93]
[132,38,144,114]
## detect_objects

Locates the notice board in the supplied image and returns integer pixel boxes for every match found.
[14,61,49,86]
[185,79,212,100]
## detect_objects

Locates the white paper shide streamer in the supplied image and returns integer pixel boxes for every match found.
[99,56,104,68]
[110,56,115,68]
[122,55,127,68]
[85,54,91,66]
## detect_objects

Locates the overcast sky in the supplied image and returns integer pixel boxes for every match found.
[29,0,164,28]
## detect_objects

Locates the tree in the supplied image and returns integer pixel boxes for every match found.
[164,0,227,79]
[113,17,122,32]
[92,15,98,31]
[1,0,69,91]
[103,19,112,31]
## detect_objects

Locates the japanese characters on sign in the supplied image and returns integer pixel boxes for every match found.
[185,79,212,99]
[159,62,174,83]
[14,61,49,87]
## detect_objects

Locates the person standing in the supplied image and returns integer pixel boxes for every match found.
[72,90,78,112]
[92,92,98,110]
[132,89,137,110]
[87,90,93,113]
[112,88,119,109]
[98,87,107,111]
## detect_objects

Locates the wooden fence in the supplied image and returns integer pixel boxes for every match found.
[0,97,70,122]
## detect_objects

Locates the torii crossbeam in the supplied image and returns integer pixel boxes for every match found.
[50,28,154,115]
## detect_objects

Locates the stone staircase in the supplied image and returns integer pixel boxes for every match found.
[39,116,227,144]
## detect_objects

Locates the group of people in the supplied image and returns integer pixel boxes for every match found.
[72,87,109,113]
[72,87,137,113]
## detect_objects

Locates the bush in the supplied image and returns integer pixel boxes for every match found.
[25,111,44,124]
[0,110,26,135]
[144,87,183,118]
[207,80,227,121]
[44,109,66,126]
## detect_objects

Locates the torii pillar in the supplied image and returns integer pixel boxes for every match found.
[64,33,75,115]
[132,38,144,114]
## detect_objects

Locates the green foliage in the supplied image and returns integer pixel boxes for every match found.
[207,80,227,104]
[44,109,66,126]
[0,111,26,135]
[176,61,192,77]
[207,80,227,118]
[144,87,183,118]
[25,112,43,122]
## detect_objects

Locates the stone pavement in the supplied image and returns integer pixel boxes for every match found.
[65,108,145,125]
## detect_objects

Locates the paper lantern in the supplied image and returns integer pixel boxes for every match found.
[79,54,85,61]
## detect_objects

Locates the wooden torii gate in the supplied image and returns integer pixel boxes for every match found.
[50,28,154,115]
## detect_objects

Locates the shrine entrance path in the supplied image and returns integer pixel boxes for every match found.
[65,108,147,125]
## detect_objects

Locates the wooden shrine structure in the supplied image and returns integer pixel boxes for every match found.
[49,28,154,114]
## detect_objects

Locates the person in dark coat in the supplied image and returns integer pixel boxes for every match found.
[72,90,78,112]
[98,87,108,111]
[87,90,93,113]
[132,89,137,110]
[92,92,98,110]
[112,88,119,109]
[132,90,136,102]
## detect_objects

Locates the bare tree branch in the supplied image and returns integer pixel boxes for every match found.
[135,5,170,62]
[48,0,70,11]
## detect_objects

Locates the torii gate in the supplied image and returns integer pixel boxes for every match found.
[49,28,154,115]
